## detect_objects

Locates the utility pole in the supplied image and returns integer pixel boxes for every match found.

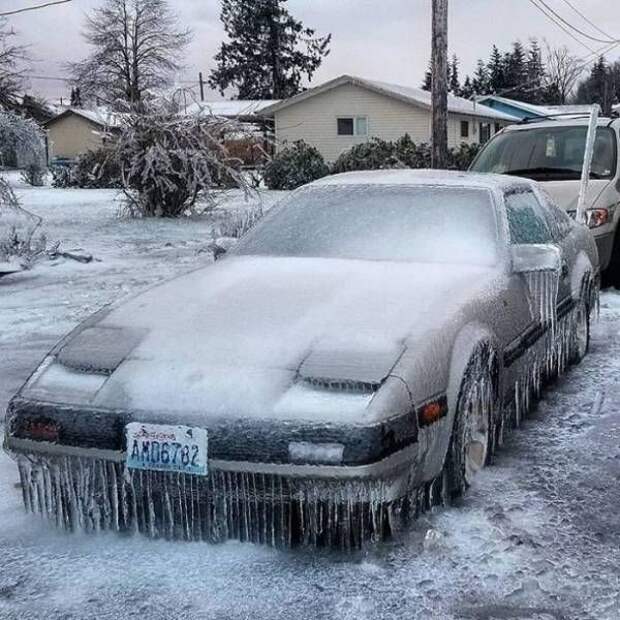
[199,72,205,102]
[431,0,448,169]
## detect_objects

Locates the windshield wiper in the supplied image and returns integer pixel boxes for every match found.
[504,167,581,178]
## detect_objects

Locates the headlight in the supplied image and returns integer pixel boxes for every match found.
[585,208,609,229]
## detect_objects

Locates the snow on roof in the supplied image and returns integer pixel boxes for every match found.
[45,107,126,129]
[260,75,520,122]
[185,100,280,119]
[309,168,530,190]
[478,95,599,118]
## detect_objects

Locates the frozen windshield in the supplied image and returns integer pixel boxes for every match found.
[236,185,499,266]
[471,126,617,181]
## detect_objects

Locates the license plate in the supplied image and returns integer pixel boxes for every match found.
[125,423,208,476]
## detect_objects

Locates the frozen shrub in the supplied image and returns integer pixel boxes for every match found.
[331,138,402,174]
[331,135,480,174]
[263,140,329,190]
[216,205,264,239]
[50,164,75,189]
[0,177,47,267]
[116,107,253,217]
[0,111,46,185]
[73,148,122,189]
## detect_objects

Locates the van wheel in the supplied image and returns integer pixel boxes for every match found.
[445,353,495,498]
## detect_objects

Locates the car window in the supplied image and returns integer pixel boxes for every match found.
[236,185,500,266]
[536,190,573,240]
[505,190,553,245]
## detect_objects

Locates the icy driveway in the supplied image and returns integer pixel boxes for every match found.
[1,182,619,620]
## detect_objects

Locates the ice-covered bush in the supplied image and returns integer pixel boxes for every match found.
[216,205,264,239]
[263,140,329,190]
[0,177,46,267]
[51,148,122,189]
[0,111,46,186]
[115,108,253,217]
[331,134,480,174]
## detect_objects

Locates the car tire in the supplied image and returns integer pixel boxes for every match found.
[570,298,590,364]
[445,350,495,499]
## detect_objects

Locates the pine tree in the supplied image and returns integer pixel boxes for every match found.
[422,58,433,91]
[70,87,83,108]
[472,59,490,95]
[576,56,614,115]
[460,76,474,99]
[487,45,505,93]
[449,54,461,95]
[209,0,331,99]
[504,42,528,99]
[524,39,545,104]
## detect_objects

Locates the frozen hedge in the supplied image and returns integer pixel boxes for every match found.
[263,140,329,190]
[51,147,122,189]
[331,134,480,175]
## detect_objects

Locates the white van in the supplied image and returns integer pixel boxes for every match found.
[471,116,620,285]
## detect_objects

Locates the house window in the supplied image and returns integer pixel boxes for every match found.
[480,123,491,144]
[337,116,368,136]
[460,120,469,138]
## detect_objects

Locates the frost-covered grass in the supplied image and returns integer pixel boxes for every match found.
[1,174,620,619]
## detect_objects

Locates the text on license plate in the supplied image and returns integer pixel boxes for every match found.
[125,422,208,476]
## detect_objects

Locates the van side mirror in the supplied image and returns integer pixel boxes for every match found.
[511,244,561,273]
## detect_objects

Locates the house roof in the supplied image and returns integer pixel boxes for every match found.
[184,100,280,119]
[477,95,599,118]
[44,107,126,129]
[260,75,520,122]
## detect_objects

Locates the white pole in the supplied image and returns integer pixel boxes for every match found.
[576,105,600,225]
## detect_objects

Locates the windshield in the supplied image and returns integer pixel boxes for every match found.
[236,185,499,266]
[471,126,617,181]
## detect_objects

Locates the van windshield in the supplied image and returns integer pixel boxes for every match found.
[471,126,617,181]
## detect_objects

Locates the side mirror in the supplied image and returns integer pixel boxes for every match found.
[511,244,561,274]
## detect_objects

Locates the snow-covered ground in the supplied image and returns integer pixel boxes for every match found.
[1,178,619,619]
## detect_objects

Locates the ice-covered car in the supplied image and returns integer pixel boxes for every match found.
[470,115,620,285]
[4,170,599,547]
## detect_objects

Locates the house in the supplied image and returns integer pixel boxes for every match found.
[43,108,124,162]
[184,99,280,123]
[260,75,519,163]
[477,95,599,121]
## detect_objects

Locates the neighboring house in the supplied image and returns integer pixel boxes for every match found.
[477,95,600,120]
[184,99,280,123]
[43,108,124,162]
[260,75,519,163]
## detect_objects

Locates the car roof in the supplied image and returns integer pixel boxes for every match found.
[309,169,534,192]
[502,116,620,132]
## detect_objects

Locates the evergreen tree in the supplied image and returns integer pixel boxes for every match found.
[487,45,505,93]
[460,76,474,99]
[422,58,433,91]
[449,54,461,95]
[70,87,83,108]
[209,0,331,99]
[575,56,614,115]
[524,39,545,103]
[504,41,528,99]
[472,59,490,95]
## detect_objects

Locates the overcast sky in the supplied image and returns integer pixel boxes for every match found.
[4,0,620,102]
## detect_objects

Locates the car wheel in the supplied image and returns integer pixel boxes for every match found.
[570,298,590,364]
[445,353,495,498]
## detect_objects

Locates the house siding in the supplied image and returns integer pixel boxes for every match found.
[274,83,508,163]
[46,114,105,161]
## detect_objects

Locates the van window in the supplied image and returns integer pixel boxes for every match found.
[472,126,617,181]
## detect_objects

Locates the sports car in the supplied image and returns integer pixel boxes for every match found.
[4,170,599,547]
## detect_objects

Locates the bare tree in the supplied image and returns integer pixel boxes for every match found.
[544,44,583,105]
[69,0,191,109]
[0,18,27,109]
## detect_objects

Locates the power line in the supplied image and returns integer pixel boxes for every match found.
[0,0,72,17]
[527,0,596,52]
[532,0,619,44]
[557,0,616,41]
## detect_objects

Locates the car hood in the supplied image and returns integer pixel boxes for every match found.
[28,256,500,424]
[538,179,611,212]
